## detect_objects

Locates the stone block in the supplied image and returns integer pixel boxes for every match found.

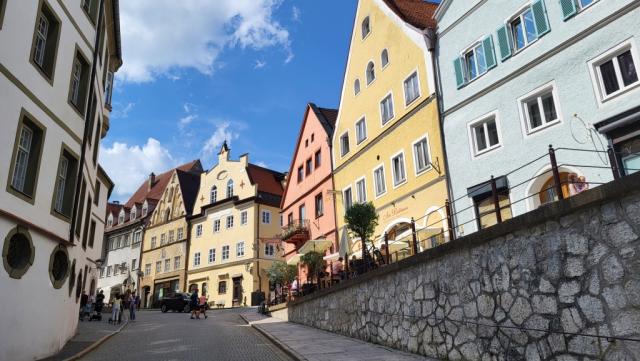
[525,344,541,361]
[624,279,640,307]
[588,272,600,295]
[604,222,637,248]
[561,308,583,334]
[577,295,605,323]
[509,297,532,326]
[565,232,589,255]
[602,255,624,284]
[612,311,640,337]
[477,294,495,318]
[539,277,555,293]
[532,295,557,315]
[603,285,627,311]
[558,281,581,303]
[565,256,586,278]
[524,314,549,339]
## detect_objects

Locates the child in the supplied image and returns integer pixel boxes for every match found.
[199,291,208,319]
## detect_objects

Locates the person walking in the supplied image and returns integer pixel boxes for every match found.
[111,294,122,325]
[79,291,89,321]
[190,288,200,320]
[129,291,138,322]
[95,290,105,320]
[121,290,131,323]
[199,290,208,319]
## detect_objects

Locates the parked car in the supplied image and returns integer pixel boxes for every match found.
[160,293,191,313]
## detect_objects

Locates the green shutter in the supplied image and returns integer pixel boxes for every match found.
[496,25,512,61]
[482,35,497,70]
[454,57,465,88]
[532,0,550,36]
[560,0,578,20]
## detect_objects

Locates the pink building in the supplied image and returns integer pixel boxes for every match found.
[281,104,338,285]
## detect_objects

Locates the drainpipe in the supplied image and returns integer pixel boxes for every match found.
[183,216,192,292]
[69,0,105,244]
[256,203,262,294]
[423,28,456,231]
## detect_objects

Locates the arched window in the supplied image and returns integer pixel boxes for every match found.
[227,179,234,198]
[164,208,171,222]
[366,61,375,85]
[381,49,389,67]
[142,201,148,217]
[354,79,361,95]
[361,16,371,39]
[118,210,125,224]
[130,207,137,221]
[210,186,217,204]
[107,215,113,228]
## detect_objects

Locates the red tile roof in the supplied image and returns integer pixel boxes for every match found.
[246,164,285,196]
[124,160,201,208]
[382,0,438,29]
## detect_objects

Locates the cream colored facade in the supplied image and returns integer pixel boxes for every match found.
[332,0,448,257]
[188,144,284,308]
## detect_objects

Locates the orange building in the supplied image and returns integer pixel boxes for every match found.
[280,104,339,284]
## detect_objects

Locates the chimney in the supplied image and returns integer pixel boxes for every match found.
[113,201,120,205]
[148,173,156,190]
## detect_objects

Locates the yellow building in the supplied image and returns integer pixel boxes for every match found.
[187,143,285,308]
[332,0,449,258]
[139,162,203,308]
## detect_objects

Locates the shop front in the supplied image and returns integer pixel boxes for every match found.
[595,105,640,176]
[152,278,181,308]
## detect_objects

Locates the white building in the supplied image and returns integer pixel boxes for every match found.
[0,0,121,360]
[434,0,640,235]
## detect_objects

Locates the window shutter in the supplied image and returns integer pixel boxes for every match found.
[560,0,578,20]
[531,0,550,36]
[482,36,497,70]
[453,58,465,88]
[496,25,512,61]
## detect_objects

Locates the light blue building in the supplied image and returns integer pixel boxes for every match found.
[434,0,640,235]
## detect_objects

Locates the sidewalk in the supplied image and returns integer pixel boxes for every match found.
[39,315,128,361]
[239,310,435,361]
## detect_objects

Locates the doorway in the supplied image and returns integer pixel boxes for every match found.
[232,277,243,307]
[142,286,151,308]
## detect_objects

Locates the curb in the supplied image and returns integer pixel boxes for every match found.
[239,314,307,361]
[62,321,129,361]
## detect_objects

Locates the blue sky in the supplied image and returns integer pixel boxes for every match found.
[101,1,358,201]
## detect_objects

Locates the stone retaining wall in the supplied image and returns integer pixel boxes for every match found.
[287,174,640,360]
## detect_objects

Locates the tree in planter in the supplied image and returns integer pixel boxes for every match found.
[266,261,298,302]
[344,202,379,271]
[300,251,326,286]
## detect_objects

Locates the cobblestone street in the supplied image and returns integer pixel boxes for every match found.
[81,309,293,361]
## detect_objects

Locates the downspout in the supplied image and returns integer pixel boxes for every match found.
[183,216,191,292]
[255,203,262,295]
[69,0,105,244]
[423,28,456,231]
[328,136,340,255]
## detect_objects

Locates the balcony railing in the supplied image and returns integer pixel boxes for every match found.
[281,219,310,242]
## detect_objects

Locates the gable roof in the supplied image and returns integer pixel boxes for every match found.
[309,103,338,139]
[381,0,438,29]
[176,169,202,215]
[124,160,201,208]
[246,164,285,196]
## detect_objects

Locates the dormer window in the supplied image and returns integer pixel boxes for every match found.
[107,215,113,228]
[130,207,136,221]
[142,201,148,217]
[118,210,125,224]
[227,179,234,198]
[210,186,218,204]
[354,79,361,95]
[366,62,375,85]
[362,16,371,39]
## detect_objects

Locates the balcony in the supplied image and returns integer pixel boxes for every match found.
[281,219,310,243]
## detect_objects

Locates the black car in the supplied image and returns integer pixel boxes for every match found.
[160,293,191,313]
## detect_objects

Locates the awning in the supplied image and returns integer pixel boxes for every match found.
[287,253,302,265]
[323,252,340,261]
[298,239,332,255]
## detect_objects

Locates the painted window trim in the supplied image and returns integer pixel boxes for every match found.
[587,39,640,105]
[342,184,353,214]
[381,49,390,69]
[372,163,387,199]
[506,3,540,55]
[390,150,408,189]
[361,15,372,40]
[403,68,422,108]
[411,133,433,177]
[355,175,367,204]
[467,111,503,158]
[355,116,368,145]
[379,91,396,127]
[517,80,563,137]
[340,130,351,158]
[365,60,376,87]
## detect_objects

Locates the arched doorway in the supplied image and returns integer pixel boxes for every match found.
[526,166,582,210]
[89,279,96,296]
[420,209,446,250]
[382,220,414,262]
[538,173,571,205]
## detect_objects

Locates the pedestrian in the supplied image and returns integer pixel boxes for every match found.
[95,290,105,320]
[79,291,89,321]
[121,290,131,323]
[332,257,344,285]
[135,292,141,311]
[199,290,208,319]
[129,291,137,322]
[190,288,200,320]
[111,294,122,325]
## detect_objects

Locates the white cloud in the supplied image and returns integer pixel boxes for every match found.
[111,102,135,119]
[119,0,292,82]
[292,6,301,22]
[255,161,268,168]
[178,114,198,130]
[201,122,240,161]
[254,60,267,69]
[100,138,177,201]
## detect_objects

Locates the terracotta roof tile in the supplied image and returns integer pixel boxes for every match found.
[246,164,285,196]
[382,0,438,29]
[124,160,201,208]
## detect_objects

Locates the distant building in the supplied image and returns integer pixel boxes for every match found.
[187,143,285,308]
[435,0,639,235]
[280,103,339,284]
[0,0,121,359]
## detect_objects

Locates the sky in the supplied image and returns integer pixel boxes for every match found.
[100,0,358,202]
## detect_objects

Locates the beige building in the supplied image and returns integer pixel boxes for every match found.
[188,143,284,308]
[0,1,121,360]
[139,162,203,308]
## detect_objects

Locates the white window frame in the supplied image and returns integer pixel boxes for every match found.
[174,256,180,270]
[262,210,271,224]
[177,228,183,240]
[380,91,395,126]
[588,39,640,105]
[355,176,367,204]
[390,150,407,188]
[222,245,230,260]
[236,241,245,257]
[342,185,353,214]
[195,224,203,237]
[576,0,599,12]
[208,248,216,264]
[264,244,275,257]
[412,134,432,176]
[365,60,376,86]
[461,38,489,83]
[354,79,361,96]
[226,215,234,229]
[53,156,69,213]
[34,14,49,67]
[355,117,367,145]
[144,264,151,276]
[467,111,503,158]
[381,49,390,69]
[403,69,421,107]
[517,81,563,136]
[507,4,539,54]
[213,219,221,233]
[194,252,201,267]
[164,259,170,272]
[241,210,248,225]
[372,164,387,199]
[361,16,371,40]
[340,131,350,157]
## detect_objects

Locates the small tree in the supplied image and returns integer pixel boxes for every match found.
[300,251,326,285]
[344,202,379,269]
[266,261,298,286]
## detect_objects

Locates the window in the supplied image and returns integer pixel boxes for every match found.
[9,113,45,201]
[391,152,407,187]
[237,242,245,257]
[306,158,313,176]
[366,62,375,85]
[218,281,227,294]
[150,236,157,248]
[161,248,166,259]
[265,244,275,257]
[340,132,350,157]
[404,72,420,105]
[288,213,294,226]
[177,228,183,240]
[31,3,60,80]
[208,248,216,263]
[142,202,148,217]
[315,193,324,218]
[297,166,304,183]
[132,259,137,271]
[454,36,496,88]
[521,86,560,134]
[2,227,35,279]
[226,215,234,229]
[69,50,90,114]
[592,45,639,101]
[470,115,501,156]
[164,259,170,272]
[194,252,201,267]
[356,178,366,203]
[168,230,175,243]
[118,211,125,224]
[107,216,113,228]
[196,224,203,237]
[510,8,538,52]
[361,16,370,38]
[262,210,271,224]
[475,192,513,229]
[104,71,114,106]
[113,264,118,276]
[53,149,78,217]
[315,150,322,168]
[145,263,151,276]
[174,256,181,270]
[210,186,217,204]
[155,261,161,274]
[413,137,431,174]
[214,219,221,232]
[311,133,315,142]
[226,179,234,198]
[381,49,389,68]
[130,207,136,221]
[380,94,394,125]
[123,234,130,247]
[343,187,353,212]
[299,204,306,222]
[81,0,99,23]
[356,118,367,144]
[354,79,361,95]
[496,1,549,61]
[133,231,142,244]
[100,268,104,278]
[107,266,112,277]
[94,180,100,206]
[160,233,166,245]
[562,0,598,19]
[48,245,69,288]
[374,166,387,197]
[0,0,7,30]
[222,245,230,260]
